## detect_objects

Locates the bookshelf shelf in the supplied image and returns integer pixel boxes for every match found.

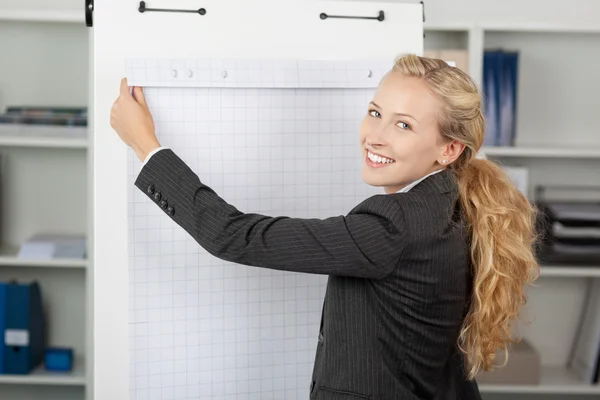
[0,360,86,386]
[0,127,88,149]
[479,366,600,394]
[0,10,82,24]
[0,247,87,269]
[0,135,88,149]
[483,146,600,159]
[540,266,600,278]
[481,22,600,34]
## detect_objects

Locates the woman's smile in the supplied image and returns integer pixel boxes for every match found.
[365,149,396,168]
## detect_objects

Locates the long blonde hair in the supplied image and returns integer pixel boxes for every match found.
[392,54,539,379]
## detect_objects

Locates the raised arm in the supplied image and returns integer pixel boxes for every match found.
[134,149,407,279]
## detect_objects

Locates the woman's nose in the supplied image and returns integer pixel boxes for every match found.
[366,126,388,147]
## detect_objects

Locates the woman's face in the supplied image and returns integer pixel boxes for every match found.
[359,70,454,193]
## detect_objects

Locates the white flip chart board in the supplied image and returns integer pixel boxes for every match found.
[93,1,423,399]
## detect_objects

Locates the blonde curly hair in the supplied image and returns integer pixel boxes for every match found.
[392,54,539,379]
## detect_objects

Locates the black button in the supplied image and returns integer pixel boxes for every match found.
[167,206,175,216]
[153,192,161,202]
[159,199,168,209]
[147,185,155,194]
[318,332,323,345]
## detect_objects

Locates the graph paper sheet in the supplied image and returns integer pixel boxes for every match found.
[126,59,388,400]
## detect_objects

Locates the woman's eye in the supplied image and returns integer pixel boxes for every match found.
[369,109,380,118]
[396,121,411,130]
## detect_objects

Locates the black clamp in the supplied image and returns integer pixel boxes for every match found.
[138,1,206,15]
[85,0,93,27]
[320,10,384,22]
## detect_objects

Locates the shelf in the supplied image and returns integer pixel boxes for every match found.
[0,360,85,386]
[0,126,88,149]
[480,22,600,34]
[0,247,87,269]
[483,146,600,159]
[0,10,82,23]
[540,266,600,278]
[424,22,474,31]
[479,366,600,394]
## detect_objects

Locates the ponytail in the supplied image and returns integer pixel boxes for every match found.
[455,158,539,379]
[392,53,539,379]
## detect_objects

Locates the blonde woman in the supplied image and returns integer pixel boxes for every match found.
[111,54,538,400]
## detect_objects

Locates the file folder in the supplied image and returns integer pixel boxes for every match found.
[0,282,5,374]
[2,281,45,375]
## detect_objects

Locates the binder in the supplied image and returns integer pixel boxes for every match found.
[482,50,502,146]
[0,283,5,374]
[482,49,520,147]
[499,51,519,147]
[568,279,600,383]
[2,281,45,375]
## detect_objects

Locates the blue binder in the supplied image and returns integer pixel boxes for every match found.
[499,51,519,147]
[0,282,6,374]
[482,49,520,147]
[482,50,502,146]
[2,281,45,375]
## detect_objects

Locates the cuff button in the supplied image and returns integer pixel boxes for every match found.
[167,206,175,216]
[147,185,155,194]
[153,192,161,202]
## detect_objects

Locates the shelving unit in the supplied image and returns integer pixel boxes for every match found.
[0,1,91,399]
[2,0,599,399]
[425,1,600,398]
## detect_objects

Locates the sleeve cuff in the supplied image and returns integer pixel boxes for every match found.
[143,146,167,166]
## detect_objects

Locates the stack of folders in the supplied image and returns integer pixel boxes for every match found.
[482,49,520,147]
[568,279,600,385]
[17,234,86,260]
[0,106,87,139]
[535,200,600,266]
[0,281,46,375]
[0,106,87,127]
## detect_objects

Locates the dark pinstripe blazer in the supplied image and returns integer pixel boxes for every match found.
[135,148,482,400]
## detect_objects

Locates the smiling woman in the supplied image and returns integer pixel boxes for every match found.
[109,53,538,400]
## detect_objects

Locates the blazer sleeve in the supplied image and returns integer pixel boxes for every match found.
[134,149,407,279]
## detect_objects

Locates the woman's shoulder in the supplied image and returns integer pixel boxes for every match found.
[350,171,460,224]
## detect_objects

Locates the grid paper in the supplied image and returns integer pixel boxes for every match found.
[127,59,386,400]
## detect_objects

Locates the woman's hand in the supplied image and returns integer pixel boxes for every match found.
[110,77,161,162]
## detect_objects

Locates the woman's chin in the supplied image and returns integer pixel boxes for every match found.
[361,172,389,188]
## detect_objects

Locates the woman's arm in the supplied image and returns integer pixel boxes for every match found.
[134,149,407,279]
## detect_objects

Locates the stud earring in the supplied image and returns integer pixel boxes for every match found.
[441,160,448,164]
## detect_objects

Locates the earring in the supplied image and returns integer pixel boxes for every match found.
[441,160,448,164]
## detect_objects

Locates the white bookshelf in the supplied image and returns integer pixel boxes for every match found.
[0,2,91,400]
[423,1,600,397]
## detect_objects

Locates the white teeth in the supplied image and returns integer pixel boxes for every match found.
[368,151,394,164]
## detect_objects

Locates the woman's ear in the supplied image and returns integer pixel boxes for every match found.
[438,140,466,166]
